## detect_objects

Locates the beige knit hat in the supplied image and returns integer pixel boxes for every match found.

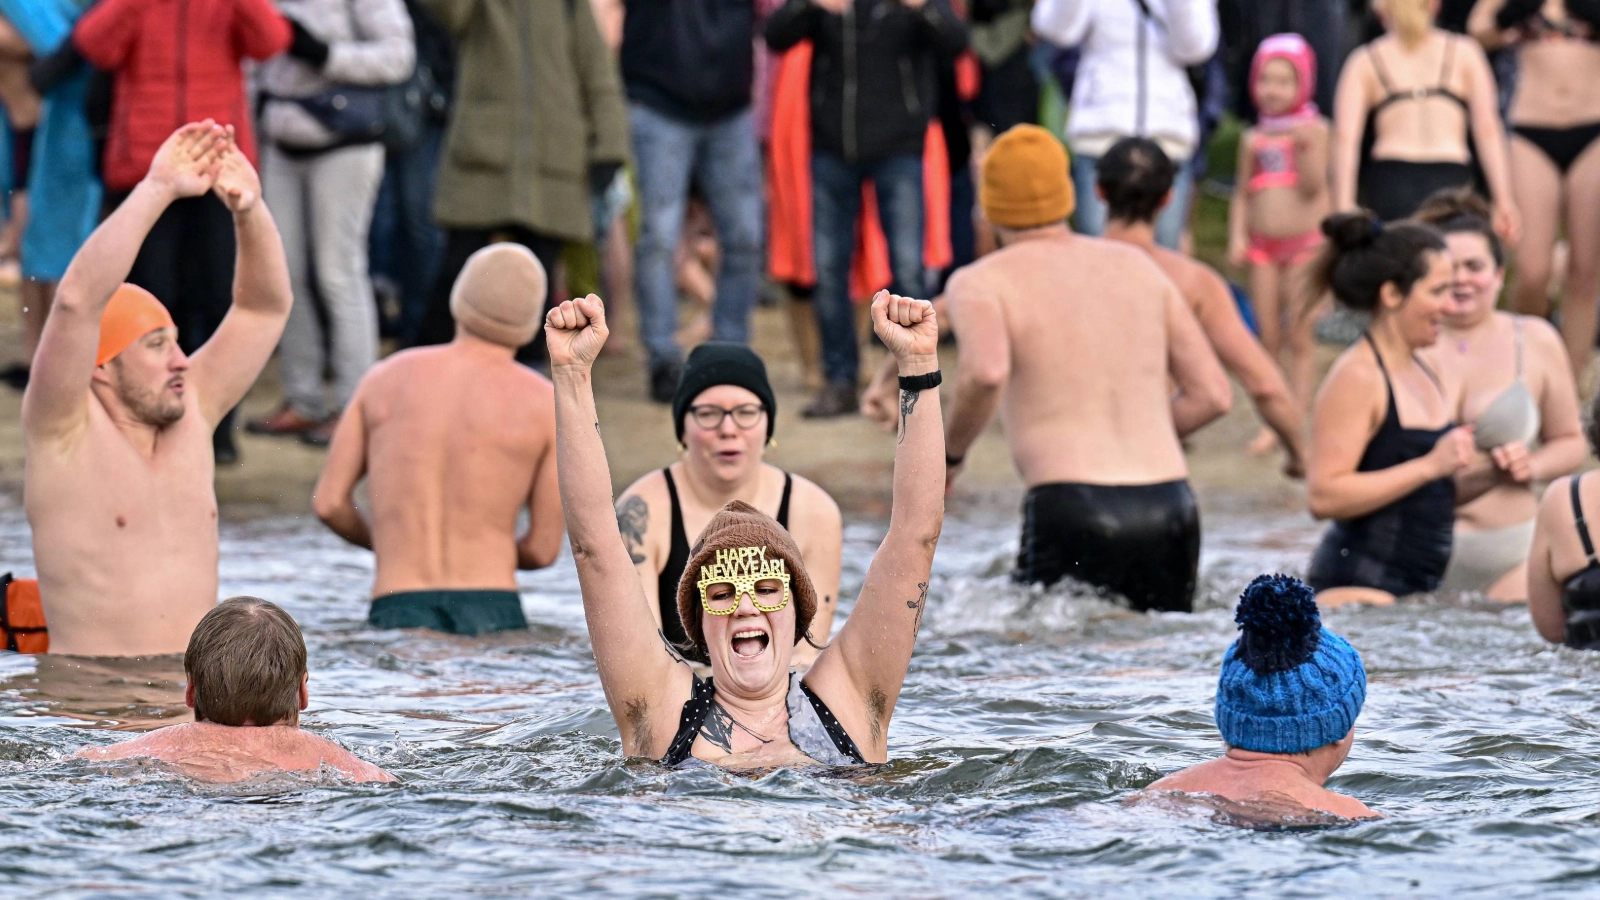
[449,243,547,348]
[675,500,817,663]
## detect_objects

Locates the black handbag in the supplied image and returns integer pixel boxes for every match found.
[294,78,423,152]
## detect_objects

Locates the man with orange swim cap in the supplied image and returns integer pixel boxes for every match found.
[21,121,294,657]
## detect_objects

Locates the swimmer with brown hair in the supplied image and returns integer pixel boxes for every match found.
[79,597,393,784]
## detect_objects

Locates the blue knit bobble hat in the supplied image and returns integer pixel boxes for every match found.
[1214,574,1367,754]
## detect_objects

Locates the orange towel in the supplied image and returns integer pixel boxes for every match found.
[766,42,952,301]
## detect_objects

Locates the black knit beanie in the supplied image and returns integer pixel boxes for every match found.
[672,342,777,442]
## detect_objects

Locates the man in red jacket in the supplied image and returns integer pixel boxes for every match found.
[72,0,290,463]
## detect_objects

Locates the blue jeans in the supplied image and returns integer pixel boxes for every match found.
[369,123,446,346]
[812,151,925,385]
[630,103,764,369]
[1070,151,1193,250]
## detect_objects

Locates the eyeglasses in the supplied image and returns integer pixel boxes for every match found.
[698,546,792,615]
[687,404,766,431]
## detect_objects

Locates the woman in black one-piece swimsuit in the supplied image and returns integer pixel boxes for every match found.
[1306,212,1482,606]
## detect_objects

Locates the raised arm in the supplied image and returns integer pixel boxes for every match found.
[943,270,1007,492]
[311,390,373,549]
[806,291,942,763]
[1165,283,1232,437]
[185,135,293,427]
[547,295,688,756]
[22,122,227,445]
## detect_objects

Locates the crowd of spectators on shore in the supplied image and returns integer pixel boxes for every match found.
[0,0,1585,457]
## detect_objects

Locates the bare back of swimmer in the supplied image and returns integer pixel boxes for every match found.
[79,598,391,783]
[943,126,1230,612]
[23,123,292,657]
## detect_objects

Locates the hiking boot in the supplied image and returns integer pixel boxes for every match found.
[246,404,322,437]
[802,381,858,419]
[649,360,683,404]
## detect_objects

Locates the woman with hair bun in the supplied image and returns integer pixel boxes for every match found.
[1331,0,1518,234]
[1414,189,1586,601]
[1305,211,1478,606]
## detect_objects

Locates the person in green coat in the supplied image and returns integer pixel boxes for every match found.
[416,0,629,365]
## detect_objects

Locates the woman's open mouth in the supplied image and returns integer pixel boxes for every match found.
[731,629,770,659]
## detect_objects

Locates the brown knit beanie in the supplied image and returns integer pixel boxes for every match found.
[980,124,1075,230]
[449,243,547,348]
[676,500,817,663]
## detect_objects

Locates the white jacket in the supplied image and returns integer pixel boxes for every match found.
[1031,0,1217,160]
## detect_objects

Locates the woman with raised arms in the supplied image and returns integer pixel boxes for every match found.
[546,290,943,767]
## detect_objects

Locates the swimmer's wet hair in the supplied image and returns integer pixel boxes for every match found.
[1234,574,1320,674]
[185,597,307,727]
[1097,137,1176,225]
[1313,211,1446,313]
[1410,188,1503,268]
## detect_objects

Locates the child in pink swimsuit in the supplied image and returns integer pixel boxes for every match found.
[1228,34,1331,457]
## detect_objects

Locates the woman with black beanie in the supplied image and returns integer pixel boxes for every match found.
[615,341,844,667]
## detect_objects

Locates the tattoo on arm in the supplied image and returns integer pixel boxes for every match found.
[898,389,919,444]
[907,581,928,636]
[617,495,649,564]
[699,701,737,754]
[658,629,688,665]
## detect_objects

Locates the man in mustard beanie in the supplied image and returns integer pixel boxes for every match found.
[943,124,1230,613]
[313,243,566,635]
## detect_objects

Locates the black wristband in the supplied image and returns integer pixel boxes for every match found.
[898,370,942,392]
[945,452,964,468]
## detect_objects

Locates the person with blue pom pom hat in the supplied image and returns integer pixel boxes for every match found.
[1145,573,1379,820]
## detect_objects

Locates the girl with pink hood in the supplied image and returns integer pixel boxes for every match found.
[1228,34,1331,459]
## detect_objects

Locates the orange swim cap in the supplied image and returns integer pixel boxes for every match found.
[96,284,176,367]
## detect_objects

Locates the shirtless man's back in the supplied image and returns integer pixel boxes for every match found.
[1097,136,1308,477]
[80,597,392,783]
[314,244,563,635]
[944,125,1230,612]
[23,123,291,656]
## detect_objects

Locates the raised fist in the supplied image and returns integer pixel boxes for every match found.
[544,294,610,369]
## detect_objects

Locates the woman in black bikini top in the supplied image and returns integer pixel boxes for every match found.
[547,290,945,769]
[1470,0,1600,379]
[1333,1,1518,228]
[1527,393,1600,649]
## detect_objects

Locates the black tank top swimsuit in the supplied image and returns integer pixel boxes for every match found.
[1561,474,1600,649]
[657,467,792,649]
[1308,334,1457,597]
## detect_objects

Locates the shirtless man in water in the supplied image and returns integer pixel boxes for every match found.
[1144,575,1375,821]
[313,244,563,635]
[80,597,392,783]
[942,124,1230,612]
[1097,138,1307,478]
[23,122,291,656]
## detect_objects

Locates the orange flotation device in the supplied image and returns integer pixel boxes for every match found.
[767,41,953,299]
[0,573,47,654]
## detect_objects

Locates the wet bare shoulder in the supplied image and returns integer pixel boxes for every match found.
[786,474,842,531]
[303,732,394,783]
